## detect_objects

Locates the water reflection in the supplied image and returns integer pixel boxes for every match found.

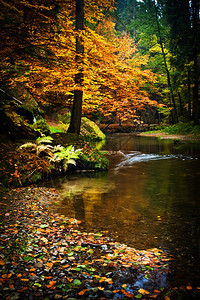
[46,134,200,287]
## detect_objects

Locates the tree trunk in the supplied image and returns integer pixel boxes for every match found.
[192,0,199,125]
[193,52,199,125]
[68,0,84,134]
[153,1,178,123]
[187,70,192,120]
[178,93,183,116]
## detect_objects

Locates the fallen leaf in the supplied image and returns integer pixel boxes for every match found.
[154,289,161,293]
[78,289,88,295]
[46,262,53,269]
[138,288,150,295]
[46,280,56,289]
[20,278,29,281]
[2,273,12,279]
[135,293,142,298]
[73,279,82,285]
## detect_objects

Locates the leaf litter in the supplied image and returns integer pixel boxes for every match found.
[0,187,199,299]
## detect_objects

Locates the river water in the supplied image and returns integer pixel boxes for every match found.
[45,134,200,288]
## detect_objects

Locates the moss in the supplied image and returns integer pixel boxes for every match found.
[80,117,105,140]
[50,114,105,140]
[12,85,38,112]
[4,105,24,126]
[31,119,51,135]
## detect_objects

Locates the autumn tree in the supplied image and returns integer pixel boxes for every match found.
[0,0,159,128]
[68,0,84,134]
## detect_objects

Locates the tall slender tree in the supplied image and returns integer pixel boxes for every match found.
[68,0,84,134]
[163,0,200,123]
[153,0,178,123]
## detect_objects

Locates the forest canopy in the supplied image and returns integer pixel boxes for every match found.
[0,0,199,129]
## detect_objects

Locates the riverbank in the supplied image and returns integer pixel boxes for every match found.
[0,133,108,188]
[136,131,200,141]
[0,186,200,299]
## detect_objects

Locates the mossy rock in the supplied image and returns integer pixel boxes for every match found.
[52,112,105,140]
[80,117,105,140]
[12,85,38,112]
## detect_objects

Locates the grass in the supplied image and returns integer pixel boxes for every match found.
[142,122,200,136]
[164,122,200,135]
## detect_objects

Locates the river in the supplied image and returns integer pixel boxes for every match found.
[44,134,200,289]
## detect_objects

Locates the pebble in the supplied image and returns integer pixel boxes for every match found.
[29,275,39,281]
[60,259,67,264]
[34,262,43,268]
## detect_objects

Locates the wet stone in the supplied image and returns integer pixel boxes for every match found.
[34,262,43,268]
[29,275,39,281]
[103,289,113,297]
[60,259,67,264]
[54,294,63,299]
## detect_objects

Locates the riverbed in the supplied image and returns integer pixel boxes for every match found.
[43,134,200,289]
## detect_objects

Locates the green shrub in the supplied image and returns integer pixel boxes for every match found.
[57,112,71,124]
[31,119,50,135]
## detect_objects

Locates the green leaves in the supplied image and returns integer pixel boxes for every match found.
[135,294,142,298]
[23,255,34,261]
[53,145,82,171]
[40,224,49,228]
[73,279,82,286]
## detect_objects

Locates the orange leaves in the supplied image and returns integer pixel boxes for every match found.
[46,280,56,289]
[78,289,88,295]
[0,259,5,265]
[46,262,54,269]
[138,288,150,295]
[20,278,29,282]
[1,273,12,279]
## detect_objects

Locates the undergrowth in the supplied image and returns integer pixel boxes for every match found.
[164,122,200,135]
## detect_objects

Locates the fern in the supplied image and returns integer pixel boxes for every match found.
[19,136,54,158]
[20,142,37,151]
[19,136,82,171]
[36,136,53,144]
[54,145,82,171]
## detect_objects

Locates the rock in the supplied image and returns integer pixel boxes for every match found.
[34,262,43,268]
[60,259,67,264]
[54,294,63,299]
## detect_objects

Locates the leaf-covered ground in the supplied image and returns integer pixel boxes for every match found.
[0,187,199,299]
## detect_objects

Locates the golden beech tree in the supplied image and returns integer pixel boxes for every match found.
[0,0,159,127]
[81,19,158,125]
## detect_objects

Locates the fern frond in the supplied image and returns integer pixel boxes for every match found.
[19,143,37,150]
[36,136,53,144]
